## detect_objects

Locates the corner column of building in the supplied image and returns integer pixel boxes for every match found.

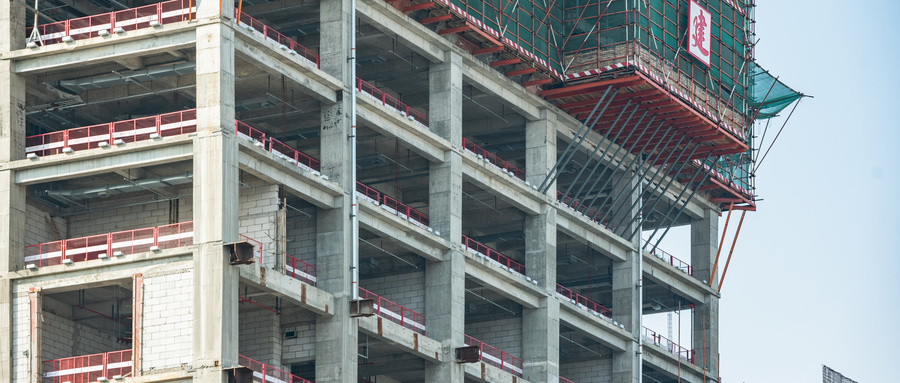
[523,109,560,383]
[691,208,719,381]
[315,0,358,380]
[611,168,641,383]
[0,2,26,380]
[424,52,465,383]
[192,1,240,379]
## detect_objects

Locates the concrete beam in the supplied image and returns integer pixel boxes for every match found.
[463,252,541,309]
[556,211,631,263]
[11,139,194,185]
[237,263,334,317]
[237,145,341,209]
[463,361,530,383]
[357,95,449,163]
[461,66,542,121]
[642,346,707,383]
[642,252,716,304]
[358,202,448,262]
[357,315,443,363]
[461,158,542,215]
[233,29,340,104]
[356,0,447,63]
[9,25,199,74]
[10,255,193,292]
[557,304,630,352]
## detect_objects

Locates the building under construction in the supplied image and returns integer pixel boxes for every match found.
[0,0,803,382]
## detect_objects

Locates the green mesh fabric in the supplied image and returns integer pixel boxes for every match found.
[749,62,803,119]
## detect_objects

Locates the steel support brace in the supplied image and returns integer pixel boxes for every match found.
[539,86,616,193]
[574,112,653,212]
[570,108,648,204]
[588,121,666,219]
[599,127,679,225]
[622,141,700,241]
[562,100,637,202]
[644,154,714,248]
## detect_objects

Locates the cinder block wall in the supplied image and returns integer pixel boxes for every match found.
[11,295,30,383]
[466,316,523,358]
[24,202,67,245]
[360,271,426,316]
[66,187,192,238]
[140,270,193,373]
[239,176,279,268]
[560,358,613,382]
[239,305,281,367]
[286,206,316,267]
[280,307,316,366]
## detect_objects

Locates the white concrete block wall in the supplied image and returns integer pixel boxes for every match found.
[11,295,30,383]
[466,316,523,359]
[280,307,316,365]
[560,358,612,382]
[42,310,123,360]
[360,271,425,316]
[286,206,316,267]
[141,270,193,373]
[239,305,281,367]
[239,176,279,268]
[24,202,66,245]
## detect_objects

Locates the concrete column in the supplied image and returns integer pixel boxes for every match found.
[424,53,465,383]
[314,0,358,380]
[196,0,232,19]
[525,109,557,192]
[523,205,559,382]
[1,2,26,379]
[611,169,640,383]
[691,208,719,381]
[192,21,239,382]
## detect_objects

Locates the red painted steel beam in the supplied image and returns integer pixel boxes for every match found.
[404,2,435,12]
[556,89,660,109]
[523,79,553,87]
[421,14,452,24]
[473,46,505,55]
[539,76,641,99]
[439,25,471,35]
[507,68,537,77]
[491,58,522,67]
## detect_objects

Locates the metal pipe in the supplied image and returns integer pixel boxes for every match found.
[539,87,616,193]
[570,106,645,203]
[708,202,734,287]
[350,0,360,301]
[717,210,746,292]
[588,120,663,219]
[644,153,713,247]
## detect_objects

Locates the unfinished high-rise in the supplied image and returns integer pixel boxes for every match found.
[0,0,802,382]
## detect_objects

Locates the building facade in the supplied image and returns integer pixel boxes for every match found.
[1,0,797,382]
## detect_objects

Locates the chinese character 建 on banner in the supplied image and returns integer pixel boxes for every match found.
[688,1,712,67]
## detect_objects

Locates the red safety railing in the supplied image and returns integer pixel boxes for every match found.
[642,326,694,364]
[284,254,316,286]
[234,120,323,175]
[356,78,429,128]
[235,10,319,67]
[239,234,264,264]
[355,182,432,230]
[556,191,607,227]
[26,0,194,46]
[556,284,612,319]
[25,222,193,267]
[461,235,526,277]
[239,354,313,383]
[25,109,197,156]
[235,120,267,146]
[464,335,523,377]
[462,138,526,181]
[644,241,691,276]
[42,349,132,382]
[560,377,575,383]
[358,287,426,335]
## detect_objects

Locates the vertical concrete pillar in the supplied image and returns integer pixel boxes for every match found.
[192,18,239,382]
[611,170,640,383]
[523,204,559,382]
[1,3,26,380]
[525,109,557,192]
[424,53,465,383]
[691,208,719,381]
[196,0,229,19]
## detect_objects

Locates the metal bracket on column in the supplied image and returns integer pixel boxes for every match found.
[226,241,255,265]
[456,346,481,363]
[349,298,375,317]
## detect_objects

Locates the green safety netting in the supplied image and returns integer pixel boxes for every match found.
[749,61,803,119]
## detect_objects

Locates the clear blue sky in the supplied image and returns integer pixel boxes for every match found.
[654,1,900,381]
